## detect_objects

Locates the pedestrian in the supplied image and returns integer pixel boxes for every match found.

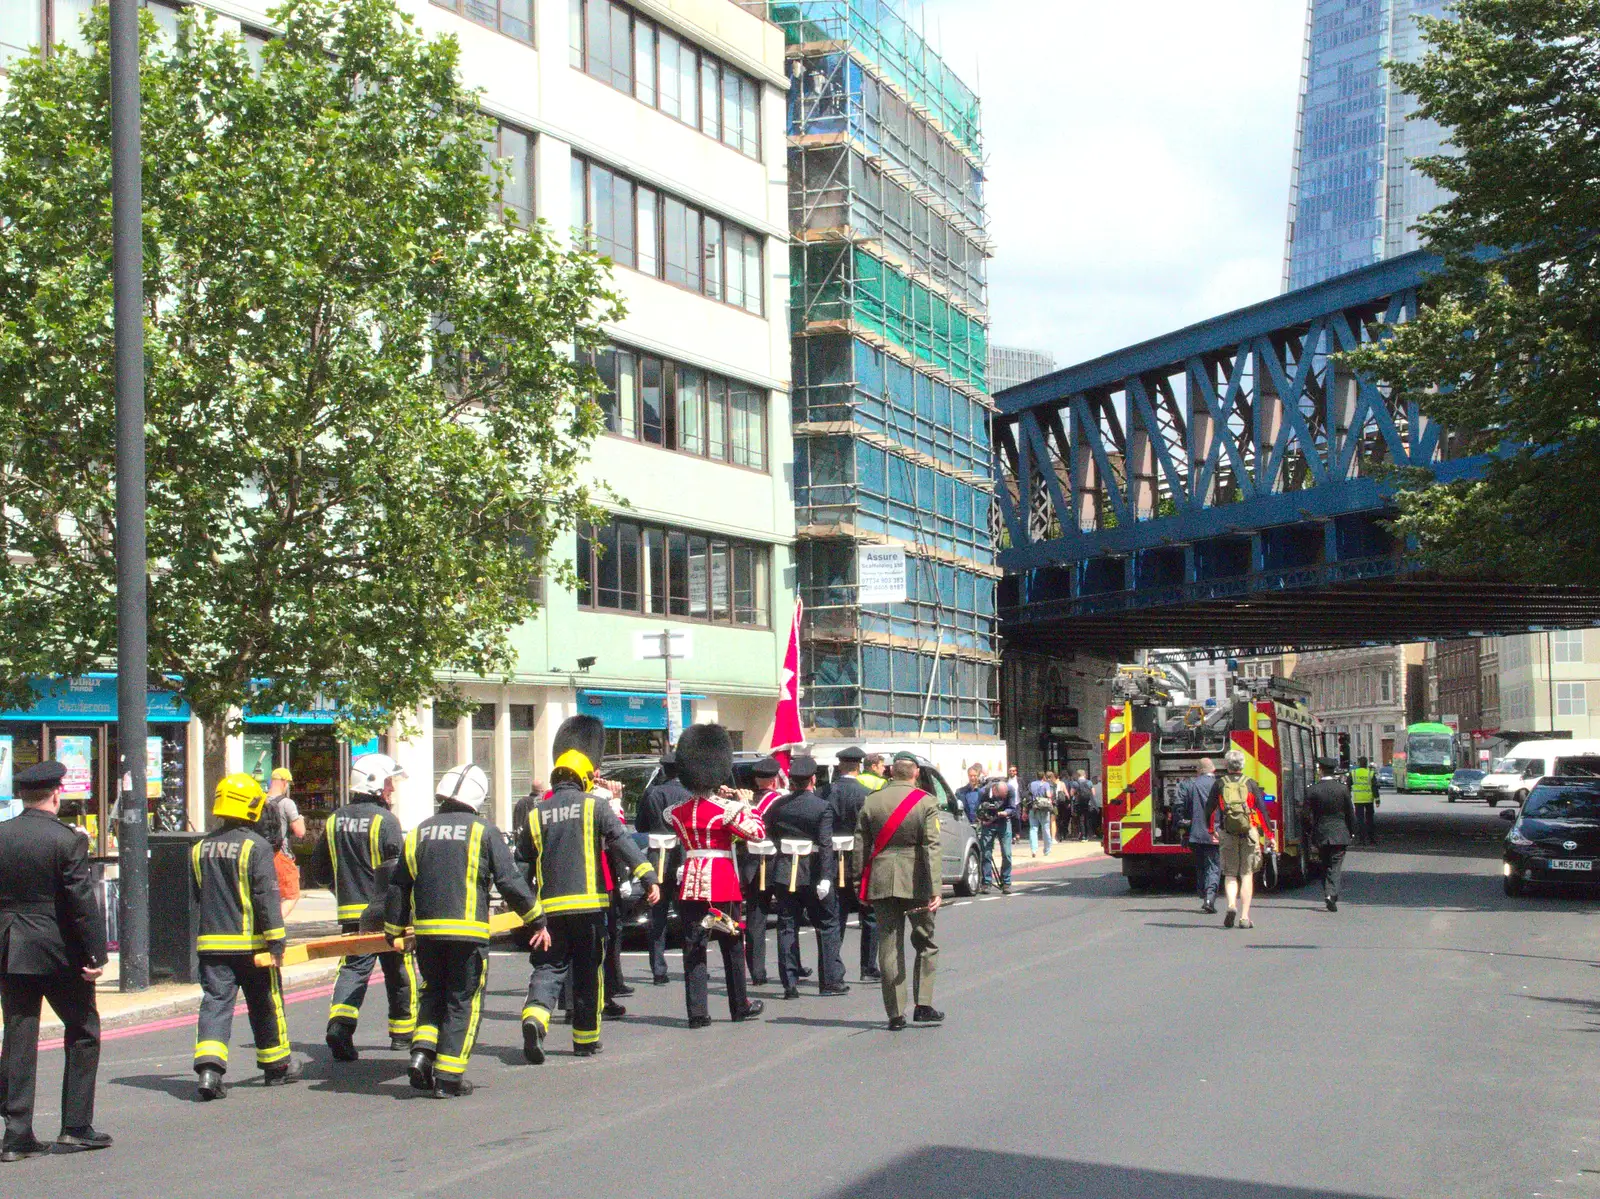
[957,764,987,827]
[385,763,545,1098]
[1027,773,1055,858]
[853,751,943,1031]
[977,778,1017,894]
[519,717,658,1064]
[0,760,111,1162]
[635,751,689,986]
[1090,775,1104,840]
[313,752,415,1062]
[826,746,880,981]
[1204,750,1269,929]
[1178,758,1221,913]
[768,757,848,998]
[1351,756,1378,845]
[860,752,888,792]
[1305,757,1357,912]
[737,758,784,986]
[263,768,306,922]
[598,774,635,1017]
[664,723,767,1028]
[190,773,299,1100]
[1053,772,1072,842]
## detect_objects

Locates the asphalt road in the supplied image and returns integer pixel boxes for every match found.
[14,792,1600,1198]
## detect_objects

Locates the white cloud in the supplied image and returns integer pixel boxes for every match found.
[910,0,1308,370]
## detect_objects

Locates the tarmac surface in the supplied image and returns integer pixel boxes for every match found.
[12,792,1600,1198]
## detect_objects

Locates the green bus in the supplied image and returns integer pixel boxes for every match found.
[1395,722,1456,792]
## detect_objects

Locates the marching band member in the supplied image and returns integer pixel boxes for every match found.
[766,758,848,999]
[738,757,784,987]
[666,725,766,1028]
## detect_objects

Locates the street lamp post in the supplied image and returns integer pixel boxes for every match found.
[110,0,150,993]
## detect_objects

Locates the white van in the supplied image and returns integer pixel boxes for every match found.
[1478,739,1600,807]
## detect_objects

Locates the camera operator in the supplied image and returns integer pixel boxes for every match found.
[976,779,1018,895]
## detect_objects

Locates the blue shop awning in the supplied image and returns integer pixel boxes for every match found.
[577,689,702,730]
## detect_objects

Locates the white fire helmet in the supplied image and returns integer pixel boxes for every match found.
[350,753,406,798]
[436,763,490,813]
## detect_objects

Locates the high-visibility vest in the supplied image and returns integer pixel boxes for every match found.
[1351,768,1375,804]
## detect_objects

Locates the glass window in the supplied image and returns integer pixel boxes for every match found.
[688,536,709,617]
[595,519,620,607]
[700,55,718,137]
[739,76,760,159]
[569,0,582,67]
[644,527,666,615]
[606,0,630,92]
[667,531,690,616]
[55,0,96,54]
[571,155,587,237]
[1554,630,1585,664]
[707,375,728,461]
[702,216,723,301]
[663,196,691,288]
[632,17,654,104]
[639,354,663,446]
[723,227,744,311]
[678,39,698,128]
[438,0,532,45]
[677,367,705,456]
[657,29,681,119]
[615,350,638,440]
[710,542,730,621]
[720,68,741,149]
[1,1,40,65]
[740,231,762,315]
[616,520,640,610]
[733,545,755,625]
[583,0,609,83]
[1558,682,1588,717]
[487,123,534,224]
[635,185,658,275]
[577,522,593,603]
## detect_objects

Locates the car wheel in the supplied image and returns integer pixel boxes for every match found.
[1515,791,1529,807]
[1504,873,1524,898]
[953,847,980,897]
[1485,798,1498,807]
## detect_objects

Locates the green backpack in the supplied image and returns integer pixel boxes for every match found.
[1220,776,1254,836]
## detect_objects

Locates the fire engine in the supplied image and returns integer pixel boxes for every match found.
[1101,667,1324,891]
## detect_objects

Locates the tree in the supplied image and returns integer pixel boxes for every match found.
[0,0,621,779]
[1347,0,1600,582]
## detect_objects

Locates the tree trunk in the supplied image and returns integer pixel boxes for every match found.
[201,712,230,830]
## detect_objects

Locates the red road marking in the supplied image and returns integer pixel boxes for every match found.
[1009,851,1109,877]
[38,982,336,1053]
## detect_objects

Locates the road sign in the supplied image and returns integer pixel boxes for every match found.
[634,629,693,661]
[857,545,907,604]
[665,679,684,745]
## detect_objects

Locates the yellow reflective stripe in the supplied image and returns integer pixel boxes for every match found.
[369,813,383,870]
[539,894,609,914]
[631,860,652,881]
[413,1025,439,1046]
[194,1040,229,1062]
[327,813,339,893]
[404,828,418,881]
[261,927,285,942]
[413,919,490,939]
[523,901,545,923]
[329,1004,361,1021]
[191,840,203,888]
[521,1004,550,1030]
[464,822,484,922]
[238,838,254,942]
[573,1026,601,1044]
[256,1045,290,1064]
[336,904,367,920]
[197,934,268,951]
[582,797,596,899]
[383,923,407,938]
[404,952,419,1027]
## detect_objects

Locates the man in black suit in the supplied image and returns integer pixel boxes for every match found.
[767,758,848,999]
[1304,757,1357,912]
[825,747,880,982]
[0,761,111,1162]
[635,752,689,986]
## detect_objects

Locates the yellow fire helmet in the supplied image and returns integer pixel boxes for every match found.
[552,749,596,791]
[214,772,268,823]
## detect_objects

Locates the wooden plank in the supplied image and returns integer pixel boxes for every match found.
[253,910,532,967]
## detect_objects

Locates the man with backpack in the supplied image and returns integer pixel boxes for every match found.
[1204,749,1269,928]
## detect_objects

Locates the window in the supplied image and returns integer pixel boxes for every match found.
[509,705,536,799]
[482,122,534,224]
[577,518,769,627]
[1558,682,1587,717]
[434,0,533,45]
[1,2,42,66]
[573,155,763,314]
[569,0,759,160]
[1554,630,1585,664]
[580,344,766,470]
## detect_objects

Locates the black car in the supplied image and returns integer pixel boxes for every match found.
[1501,778,1600,896]
[1447,768,1485,804]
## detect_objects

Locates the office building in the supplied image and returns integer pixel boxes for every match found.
[1283,0,1454,291]
[988,345,1055,396]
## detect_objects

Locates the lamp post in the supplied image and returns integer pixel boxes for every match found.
[110,0,150,992]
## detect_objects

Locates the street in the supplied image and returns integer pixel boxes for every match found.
[14,793,1600,1199]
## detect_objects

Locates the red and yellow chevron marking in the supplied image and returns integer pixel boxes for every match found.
[1103,702,1155,856]
[1231,701,1283,850]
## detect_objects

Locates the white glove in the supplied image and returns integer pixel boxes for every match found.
[618,879,635,901]
[816,878,832,900]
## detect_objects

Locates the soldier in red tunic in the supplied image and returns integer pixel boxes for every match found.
[666,725,767,1028]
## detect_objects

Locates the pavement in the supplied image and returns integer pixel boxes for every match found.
[13,792,1600,1198]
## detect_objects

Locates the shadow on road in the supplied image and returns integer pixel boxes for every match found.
[821,1146,1388,1199]
[1523,994,1600,1032]
[110,1073,208,1103]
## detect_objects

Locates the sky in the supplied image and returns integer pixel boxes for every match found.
[909,0,1309,372]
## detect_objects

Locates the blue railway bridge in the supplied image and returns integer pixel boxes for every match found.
[992,251,1600,654]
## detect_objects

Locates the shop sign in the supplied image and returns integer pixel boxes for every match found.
[243,693,347,725]
[578,690,698,731]
[146,736,163,800]
[56,734,94,801]
[857,546,907,604]
[0,675,190,723]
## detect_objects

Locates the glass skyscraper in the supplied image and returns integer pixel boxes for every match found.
[1283,0,1454,292]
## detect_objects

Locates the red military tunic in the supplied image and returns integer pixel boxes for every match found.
[667,795,766,903]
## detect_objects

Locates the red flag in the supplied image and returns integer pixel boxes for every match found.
[771,599,803,768]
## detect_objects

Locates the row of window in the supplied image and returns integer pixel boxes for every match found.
[577,519,771,628]
[569,0,760,160]
[432,0,532,44]
[581,344,768,472]
[2,0,191,62]
[804,643,998,736]
[798,543,996,653]
[573,154,763,315]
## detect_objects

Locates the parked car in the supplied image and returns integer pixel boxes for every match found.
[1446,768,1485,804]
[1501,777,1600,896]
[1376,765,1395,792]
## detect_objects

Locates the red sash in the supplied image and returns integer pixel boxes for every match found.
[858,788,930,901]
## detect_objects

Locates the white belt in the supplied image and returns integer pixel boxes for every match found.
[648,834,679,850]
[685,849,734,861]
[747,840,776,856]
[780,839,815,855]
[831,835,856,852]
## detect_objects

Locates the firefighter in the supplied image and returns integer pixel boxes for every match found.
[190,774,297,1100]
[738,757,784,986]
[384,763,545,1098]
[666,724,767,1027]
[518,717,658,1063]
[1351,756,1378,845]
[312,752,416,1062]
[768,757,848,999]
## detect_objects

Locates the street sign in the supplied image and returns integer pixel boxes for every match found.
[857,545,907,604]
[665,679,684,745]
[634,629,693,661]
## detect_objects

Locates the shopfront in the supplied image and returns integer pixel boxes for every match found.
[576,689,699,758]
[242,696,380,864]
[0,676,193,851]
